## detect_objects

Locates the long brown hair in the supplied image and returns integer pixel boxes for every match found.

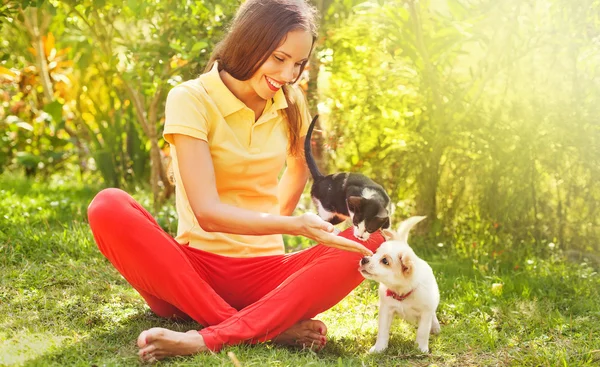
[206,0,318,156]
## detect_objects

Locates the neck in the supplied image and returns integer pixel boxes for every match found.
[386,287,415,302]
[388,283,415,295]
[220,70,264,108]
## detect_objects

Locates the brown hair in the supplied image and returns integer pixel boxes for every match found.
[206,0,318,156]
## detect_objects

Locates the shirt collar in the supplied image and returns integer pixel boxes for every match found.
[200,61,288,118]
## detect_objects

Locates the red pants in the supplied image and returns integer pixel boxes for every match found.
[87,188,384,351]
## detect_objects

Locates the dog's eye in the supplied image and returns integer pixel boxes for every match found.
[381,258,389,265]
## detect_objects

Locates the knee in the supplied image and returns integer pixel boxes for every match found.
[87,188,131,227]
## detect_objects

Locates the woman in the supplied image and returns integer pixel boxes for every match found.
[87,0,384,362]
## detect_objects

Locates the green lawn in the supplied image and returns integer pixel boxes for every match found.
[1,174,599,366]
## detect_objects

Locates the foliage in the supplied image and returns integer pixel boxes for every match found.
[1,12,76,177]
[56,0,238,201]
[319,0,600,254]
[1,0,238,200]
[1,0,599,263]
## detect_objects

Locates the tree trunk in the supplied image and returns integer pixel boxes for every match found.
[410,0,443,232]
[123,82,174,212]
[305,0,326,173]
[415,147,442,233]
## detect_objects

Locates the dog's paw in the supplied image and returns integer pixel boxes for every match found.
[369,344,387,353]
[417,343,429,353]
[431,323,441,335]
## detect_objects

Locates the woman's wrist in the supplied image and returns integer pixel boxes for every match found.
[279,214,305,237]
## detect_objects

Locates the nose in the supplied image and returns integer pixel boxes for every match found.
[281,64,296,84]
[361,257,369,265]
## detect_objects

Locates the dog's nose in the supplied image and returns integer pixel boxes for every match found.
[361,257,369,265]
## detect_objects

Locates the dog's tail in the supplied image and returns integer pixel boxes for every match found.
[397,216,427,243]
[304,115,324,180]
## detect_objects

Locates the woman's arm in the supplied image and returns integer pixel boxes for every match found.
[173,134,372,255]
[278,136,310,216]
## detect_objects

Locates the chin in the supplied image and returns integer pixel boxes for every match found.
[358,268,378,281]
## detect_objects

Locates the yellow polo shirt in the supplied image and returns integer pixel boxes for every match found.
[163,62,310,257]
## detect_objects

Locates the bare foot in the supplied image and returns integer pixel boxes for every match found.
[272,319,327,350]
[137,327,207,362]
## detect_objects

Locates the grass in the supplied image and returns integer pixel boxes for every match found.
[1,173,599,366]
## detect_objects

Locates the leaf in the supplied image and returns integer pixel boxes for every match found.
[169,42,183,52]
[0,66,16,78]
[15,152,41,168]
[16,122,34,131]
[44,33,55,58]
[190,41,208,53]
[447,0,468,19]
[43,100,63,123]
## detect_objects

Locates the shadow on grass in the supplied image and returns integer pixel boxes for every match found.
[19,312,203,367]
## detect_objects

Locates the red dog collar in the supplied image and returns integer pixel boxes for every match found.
[386,289,414,301]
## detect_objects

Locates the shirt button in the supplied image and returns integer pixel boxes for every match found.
[250,147,261,154]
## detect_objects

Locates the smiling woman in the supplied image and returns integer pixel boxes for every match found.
[207,0,316,155]
[86,0,384,363]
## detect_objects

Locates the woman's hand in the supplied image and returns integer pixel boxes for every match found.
[298,213,373,256]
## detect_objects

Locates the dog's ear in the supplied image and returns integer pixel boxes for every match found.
[376,207,390,229]
[382,229,395,240]
[347,196,363,212]
[399,254,414,277]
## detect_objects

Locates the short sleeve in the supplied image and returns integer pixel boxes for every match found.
[163,85,209,145]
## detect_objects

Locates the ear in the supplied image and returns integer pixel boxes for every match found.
[347,196,363,211]
[376,211,390,228]
[396,216,426,243]
[381,216,390,229]
[382,229,396,240]
[399,254,414,277]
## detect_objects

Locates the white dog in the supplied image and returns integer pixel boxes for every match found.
[359,216,440,353]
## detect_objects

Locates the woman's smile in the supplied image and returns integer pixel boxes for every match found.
[265,76,283,91]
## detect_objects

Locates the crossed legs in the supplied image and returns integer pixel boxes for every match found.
[88,188,384,360]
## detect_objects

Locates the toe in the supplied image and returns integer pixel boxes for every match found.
[312,320,327,336]
[144,327,166,344]
[304,330,325,347]
[301,319,327,335]
[299,320,327,347]
[139,344,156,360]
[137,330,150,348]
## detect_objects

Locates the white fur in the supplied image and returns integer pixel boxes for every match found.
[358,216,440,353]
[313,198,337,222]
[353,220,368,241]
[362,187,378,199]
[347,187,382,241]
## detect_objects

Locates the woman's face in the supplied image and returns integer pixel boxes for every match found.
[249,29,313,100]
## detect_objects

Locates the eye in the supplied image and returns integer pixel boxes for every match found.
[381,257,389,266]
[274,55,284,62]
